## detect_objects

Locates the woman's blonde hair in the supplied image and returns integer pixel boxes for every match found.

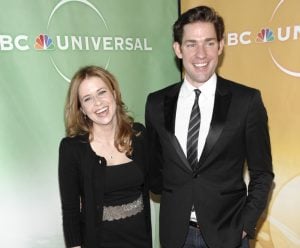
[65,65,134,155]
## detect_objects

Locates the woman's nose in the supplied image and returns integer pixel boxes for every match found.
[94,95,102,105]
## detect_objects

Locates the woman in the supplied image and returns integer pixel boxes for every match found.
[58,66,152,248]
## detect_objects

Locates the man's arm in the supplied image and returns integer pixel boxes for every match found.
[243,90,274,238]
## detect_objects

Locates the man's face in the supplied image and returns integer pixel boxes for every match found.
[173,21,224,87]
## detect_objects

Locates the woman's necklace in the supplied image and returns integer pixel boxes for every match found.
[106,146,115,160]
[92,139,116,160]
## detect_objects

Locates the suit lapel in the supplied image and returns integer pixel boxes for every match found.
[162,78,232,173]
[163,83,193,172]
[164,83,181,134]
[196,77,232,171]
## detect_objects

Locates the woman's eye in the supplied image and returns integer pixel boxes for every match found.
[83,97,91,102]
[98,90,106,96]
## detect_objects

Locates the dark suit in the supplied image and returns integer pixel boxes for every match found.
[145,76,274,248]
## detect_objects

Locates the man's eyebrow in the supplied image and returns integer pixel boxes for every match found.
[183,39,197,43]
[183,37,218,43]
[205,37,218,41]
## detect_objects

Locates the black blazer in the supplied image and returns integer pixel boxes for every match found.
[145,76,274,248]
[58,123,151,248]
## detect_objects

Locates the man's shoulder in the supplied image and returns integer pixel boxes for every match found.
[218,75,260,94]
[148,82,182,98]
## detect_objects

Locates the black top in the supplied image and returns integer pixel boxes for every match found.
[104,161,143,205]
[99,161,152,248]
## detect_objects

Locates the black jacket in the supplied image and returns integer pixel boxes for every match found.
[58,123,151,247]
[146,76,274,248]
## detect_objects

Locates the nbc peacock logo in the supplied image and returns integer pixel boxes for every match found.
[34,34,55,50]
[255,28,275,43]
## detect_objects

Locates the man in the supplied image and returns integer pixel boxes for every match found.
[145,6,274,248]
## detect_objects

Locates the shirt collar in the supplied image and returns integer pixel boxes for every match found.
[180,73,217,98]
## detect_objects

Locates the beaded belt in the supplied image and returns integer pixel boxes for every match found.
[102,194,143,221]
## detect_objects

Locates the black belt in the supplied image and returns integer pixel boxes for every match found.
[189,221,200,229]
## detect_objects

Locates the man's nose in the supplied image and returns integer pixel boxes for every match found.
[195,45,207,58]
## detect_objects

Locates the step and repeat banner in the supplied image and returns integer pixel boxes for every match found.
[0,1,180,247]
[182,0,300,247]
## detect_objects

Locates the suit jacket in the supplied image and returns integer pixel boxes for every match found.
[58,122,152,248]
[145,76,274,248]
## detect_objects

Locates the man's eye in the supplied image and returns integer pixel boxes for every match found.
[187,43,196,48]
[206,41,216,47]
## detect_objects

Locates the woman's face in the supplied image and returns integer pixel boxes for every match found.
[78,76,117,128]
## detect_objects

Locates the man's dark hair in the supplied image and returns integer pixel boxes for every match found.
[173,5,225,44]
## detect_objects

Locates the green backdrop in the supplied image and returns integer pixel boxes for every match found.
[0,0,180,247]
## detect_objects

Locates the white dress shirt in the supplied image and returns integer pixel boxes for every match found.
[175,73,217,222]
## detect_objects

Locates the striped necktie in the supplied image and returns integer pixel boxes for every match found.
[187,89,201,171]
